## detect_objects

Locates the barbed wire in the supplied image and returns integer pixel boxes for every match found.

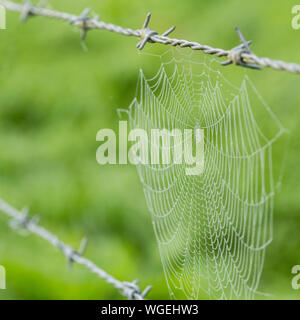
[0,0,300,74]
[0,198,152,300]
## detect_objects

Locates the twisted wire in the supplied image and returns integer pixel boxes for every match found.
[0,0,299,73]
[0,198,152,300]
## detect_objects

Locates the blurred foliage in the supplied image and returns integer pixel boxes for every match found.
[0,0,299,300]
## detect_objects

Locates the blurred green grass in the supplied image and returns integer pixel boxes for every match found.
[0,0,299,299]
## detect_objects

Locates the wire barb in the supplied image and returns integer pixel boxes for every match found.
[221,26,261,70]
[9,206,39,233]
[122,279,152,300]
[162,26,176,37]
[37,0,49,8]
[141,285,153,298]
[136,12,176,50]
[70,8,93,41]
[20,0,33,22]
[67,237,89,269]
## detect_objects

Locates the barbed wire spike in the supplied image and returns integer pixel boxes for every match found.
[67,236,89,269]
[221,26,261,70]
[70,8,92,41]
[9,206,28,229]
[37,0,49,9]
[236,26,251,52]
[141,285,153,298]
[78,236,88,256]
[20,0,33,23]
[9,206,40,237]
[120,279,147,300]
[136,12,176,50]
[120,279,152,300]
[94,14,100,23]
[162,26,176,37]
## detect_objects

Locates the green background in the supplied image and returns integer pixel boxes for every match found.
[0,0,299,299]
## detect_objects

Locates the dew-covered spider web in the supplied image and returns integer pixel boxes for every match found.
[126,48,286,300]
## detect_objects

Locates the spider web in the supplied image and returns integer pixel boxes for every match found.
[127,49,286,300]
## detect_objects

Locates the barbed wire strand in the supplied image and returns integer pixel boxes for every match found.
[0,198,152,300]
[0,0,300,74]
